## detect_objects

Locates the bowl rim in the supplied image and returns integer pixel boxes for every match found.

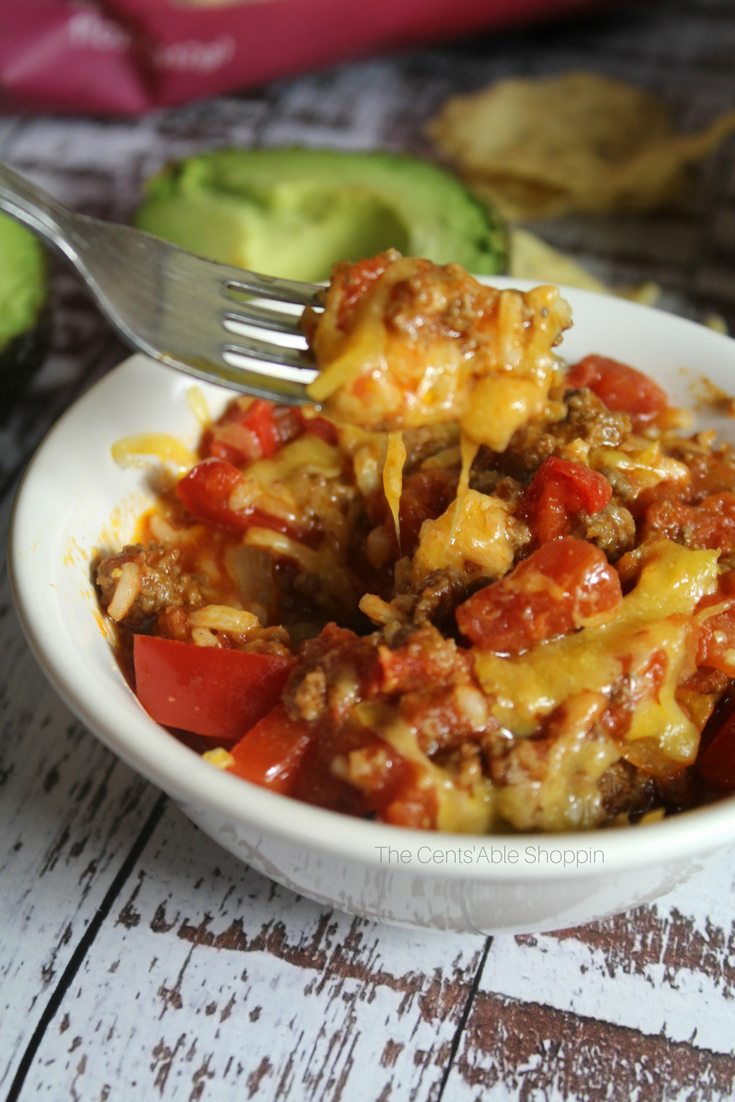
[9,278,735,883]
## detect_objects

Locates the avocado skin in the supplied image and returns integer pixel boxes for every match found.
[0,304,52,411]
[135,148,507,281]
[0,212,50,412]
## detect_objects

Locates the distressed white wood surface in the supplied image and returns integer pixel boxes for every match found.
[18,806,487,1100]
[3,2,735,1099]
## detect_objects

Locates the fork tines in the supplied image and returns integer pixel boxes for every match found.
[217,270,321,386]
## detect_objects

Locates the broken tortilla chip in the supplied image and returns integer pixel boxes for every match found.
[429,71,735,221]
[508,227,659,306]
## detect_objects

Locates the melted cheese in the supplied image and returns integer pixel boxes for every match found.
[203,747,235,770]
[111,433,197,473]
[474,540,719,770]
[307,258,571,447]
[355,703,495,833]
[496,699,622,833]
[447,434,479,546]
[589,441,689,491]
[459,374,548,452]
[247,434,342,485]
[186,385,211,428]
[383,431,406,546]
[413,489,518,585]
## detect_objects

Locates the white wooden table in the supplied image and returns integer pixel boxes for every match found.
[3,3,735,1098]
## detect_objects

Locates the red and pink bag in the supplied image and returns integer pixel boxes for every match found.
[1,0,606,115]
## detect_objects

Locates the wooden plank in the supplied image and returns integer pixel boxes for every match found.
[449,992,735,1101]
[439,856,735,1098]
[13,801,487,1101]
[477,854,735,1053]
[0,491,164,1094]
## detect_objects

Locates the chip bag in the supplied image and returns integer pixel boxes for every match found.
[0,0,604,115]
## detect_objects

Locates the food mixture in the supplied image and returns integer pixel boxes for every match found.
[97,252,735,833]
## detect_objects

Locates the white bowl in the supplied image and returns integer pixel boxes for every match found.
[10,280,735,934]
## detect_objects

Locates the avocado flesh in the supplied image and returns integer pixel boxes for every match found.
[135,149,507,281]
[0,212,49,409]
[0,213,46,351]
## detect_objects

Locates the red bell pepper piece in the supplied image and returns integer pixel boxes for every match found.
[134,634,294,741]
[228,703,314,795]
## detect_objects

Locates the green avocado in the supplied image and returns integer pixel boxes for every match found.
[0,211,50,409]
[135,148,507,281]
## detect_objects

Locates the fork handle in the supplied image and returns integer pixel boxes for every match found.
[0,160,82,260]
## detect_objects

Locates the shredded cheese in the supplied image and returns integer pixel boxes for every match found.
[247,434,342,485]
[355,703,495,833]
[413,489,519,586]
[383,431,407,547]
[474,540,719,769]
[111,433,197,473]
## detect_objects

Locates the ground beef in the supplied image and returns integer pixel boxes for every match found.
[376,622,471,694]
[469,468,525,505]
[96,543,203,631]
[597,759,658,819]
[581,501,636,560]
[668,437,735,502]
[283,623,381,726]
[561,389,631,447]
[399,683,493,756]
[500,387,632,477]
[411,568,470,630]
[401,423,459,473]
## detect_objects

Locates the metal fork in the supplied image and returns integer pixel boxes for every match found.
[0,161,321,404]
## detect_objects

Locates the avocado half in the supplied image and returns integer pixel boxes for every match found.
[135,148,507,281]
[0,212,50,410]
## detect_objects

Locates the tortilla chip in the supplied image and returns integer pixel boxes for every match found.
[429,72,735,221]
[508,227,608,291]
[509,228,659,306]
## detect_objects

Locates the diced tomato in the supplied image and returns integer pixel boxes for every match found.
[133,635,294,741]
[176,456,296,537]
[456,538,622,653]
[696,571,735,672]
[332,253,393,330]
[295,409,339,446]
[369,467,459,558]
[223,620,440,825]
[645,493,735,555]
[228,703,314,795]
[177,457,247,528]
[566,354,668,430]
[205,398,303,465]
[520,456,612,543]
[292,721,438,827]
[698,692,735,791]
